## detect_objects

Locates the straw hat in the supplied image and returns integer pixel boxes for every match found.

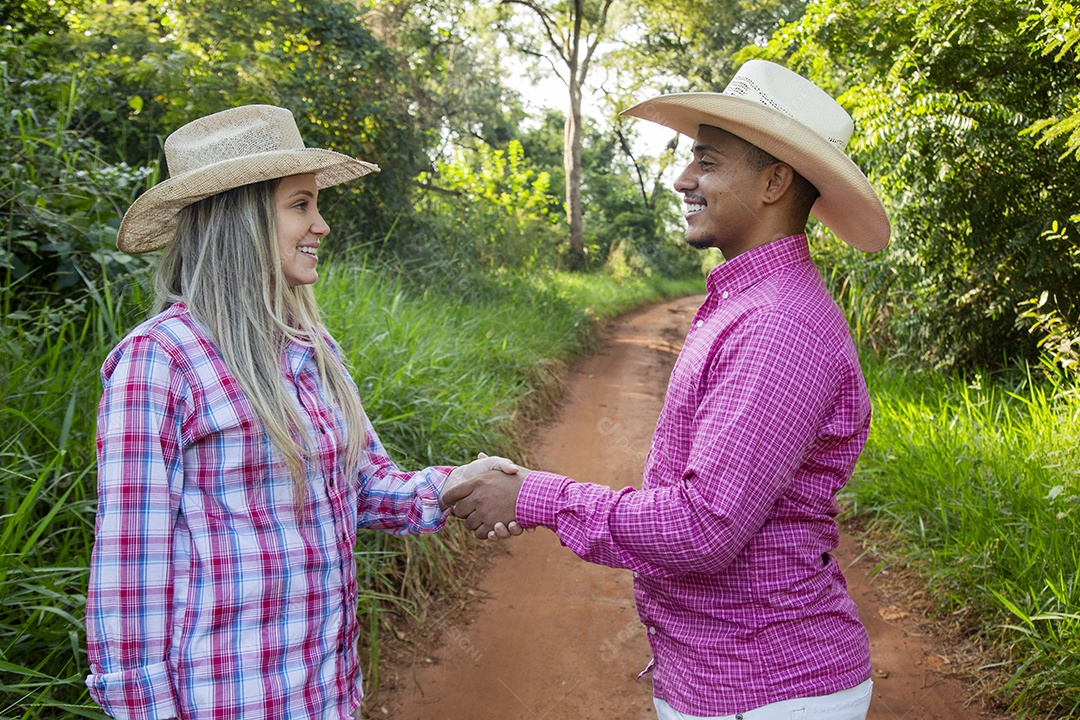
[117,104,380,254]
[622,60,890,252]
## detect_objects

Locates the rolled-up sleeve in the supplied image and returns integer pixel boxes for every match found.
[354,407,452,534]
[86,337,186,720]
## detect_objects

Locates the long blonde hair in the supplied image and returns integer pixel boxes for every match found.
[153,178,365,495]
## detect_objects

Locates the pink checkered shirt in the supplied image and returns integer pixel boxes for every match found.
[517,234,873,716]
[86,303,451,720]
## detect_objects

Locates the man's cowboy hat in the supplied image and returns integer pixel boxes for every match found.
[622,60,890,252]
[117,104,380,254]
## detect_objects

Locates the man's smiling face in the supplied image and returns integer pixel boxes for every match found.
[672,125,768,259]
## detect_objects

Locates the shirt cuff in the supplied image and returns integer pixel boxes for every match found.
[86,661,179,720]
[516,471,574,528]
[420,466,456,530]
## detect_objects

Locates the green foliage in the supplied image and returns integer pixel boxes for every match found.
[578,121,701,277]
[993,577,1080,717]
[413,140,563,270]
[1017,221,1080,376]
[621,0,808,91]
[0,58,154,304]
[363,0,529,149]
[10,0,433,252]
[765,0,1080,373]
[850,354,1080,716]
[1021,0,1080,162]
[0,279,138,718]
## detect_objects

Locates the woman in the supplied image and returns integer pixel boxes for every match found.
[86,105,514,719]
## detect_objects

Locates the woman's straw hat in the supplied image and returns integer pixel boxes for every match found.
[622,60,890,252]
[117,105,380,254]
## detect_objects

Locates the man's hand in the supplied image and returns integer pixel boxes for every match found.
[441,453,519,502]
[441,467,532,540]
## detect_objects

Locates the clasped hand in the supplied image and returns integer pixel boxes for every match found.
[440,454,532,540]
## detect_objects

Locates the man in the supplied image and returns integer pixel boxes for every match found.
[442,60,890,720]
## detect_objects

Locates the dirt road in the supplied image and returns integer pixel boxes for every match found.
[378,295,1002,720]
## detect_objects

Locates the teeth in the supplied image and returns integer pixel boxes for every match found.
[298,247,317,256]
[686,203,705,213]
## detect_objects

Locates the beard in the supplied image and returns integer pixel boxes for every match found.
[684,231,715,250]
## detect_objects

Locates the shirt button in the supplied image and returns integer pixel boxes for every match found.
[722,291,729,299]
[695,320,704,328]
[649,626,656,635]
[633,572,639,579]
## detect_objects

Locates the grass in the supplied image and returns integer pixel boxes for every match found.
[0,258,703,718]
[0,296,124,719]
[847,355,1080,718]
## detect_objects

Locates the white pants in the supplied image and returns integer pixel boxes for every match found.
[654,679,872,720]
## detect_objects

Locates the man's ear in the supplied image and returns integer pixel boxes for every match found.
[761,162,796,205]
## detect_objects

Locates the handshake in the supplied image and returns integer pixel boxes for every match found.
[440,454,534,540]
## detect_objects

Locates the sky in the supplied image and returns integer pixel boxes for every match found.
[510,59,686,161]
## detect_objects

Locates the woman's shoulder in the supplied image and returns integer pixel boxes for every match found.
[122,302,212,347]
[103,303,219,378]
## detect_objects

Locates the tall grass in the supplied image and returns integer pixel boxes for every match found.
[820,241,1080,717]
[848,355,1080,717]
[0,290,134,719]
[0,258,703,717]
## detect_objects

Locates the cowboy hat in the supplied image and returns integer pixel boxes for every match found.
[117,104,380,254]
[621,60,890,252]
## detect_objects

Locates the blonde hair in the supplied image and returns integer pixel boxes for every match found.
[153,178,365,496]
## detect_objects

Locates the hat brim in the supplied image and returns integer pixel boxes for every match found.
[117,148,379,254]
[622,94,890,252]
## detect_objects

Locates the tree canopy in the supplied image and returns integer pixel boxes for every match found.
[758,0,1080,371]
[2,0,1079,372]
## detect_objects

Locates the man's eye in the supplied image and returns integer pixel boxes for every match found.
[698,160,713,170]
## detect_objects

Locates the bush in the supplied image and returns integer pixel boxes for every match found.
[0,52,154,306]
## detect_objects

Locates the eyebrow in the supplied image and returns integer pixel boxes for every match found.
[693,143,720,156]
[284,189,316,201]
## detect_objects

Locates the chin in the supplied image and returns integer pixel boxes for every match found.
[285,274,319,288]
[685,234,715,250]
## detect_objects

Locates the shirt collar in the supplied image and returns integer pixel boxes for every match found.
[705,233,811,296]
[284,338,316,379]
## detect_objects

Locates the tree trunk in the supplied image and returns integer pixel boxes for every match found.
[565,76,585,270]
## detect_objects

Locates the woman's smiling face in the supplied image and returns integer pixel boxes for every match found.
[275,173,328,287]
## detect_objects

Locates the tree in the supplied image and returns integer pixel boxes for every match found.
[620,0,808,91]
[55,0,434,250]
[762,0,1080,372]
[1022,0,1080,162]
[364,0,530,152]
[491,0,617,269]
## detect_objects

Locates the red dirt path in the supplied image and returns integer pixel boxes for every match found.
[377,295,1009,720]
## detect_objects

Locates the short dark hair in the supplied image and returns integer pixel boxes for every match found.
[736,138,820,216]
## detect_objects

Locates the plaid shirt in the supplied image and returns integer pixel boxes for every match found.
[86,303,450,720]
[518,234,873,716]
